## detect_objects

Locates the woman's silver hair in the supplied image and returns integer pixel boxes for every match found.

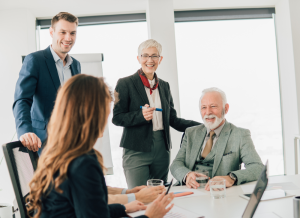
[199,87,227,109]
[138,39,162,56]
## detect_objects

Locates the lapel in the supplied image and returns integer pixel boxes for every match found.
[43,46,60,91]
[130,72,149,105]
[158,81,168,124]
[212,121,232,177]
[189,126,207,169]
[70,58,79,76]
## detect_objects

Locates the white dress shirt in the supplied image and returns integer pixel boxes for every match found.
[144,78,164,131]
[50,45,73,85]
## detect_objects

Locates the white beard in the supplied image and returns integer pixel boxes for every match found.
[202,114,224,130]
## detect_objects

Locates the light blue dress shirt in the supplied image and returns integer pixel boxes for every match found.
[50,45,73,85]
[121,188,136,202]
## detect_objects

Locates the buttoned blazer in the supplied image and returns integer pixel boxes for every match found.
[13,46,81,148]
[170,121,264,185]
[112,71,201,152]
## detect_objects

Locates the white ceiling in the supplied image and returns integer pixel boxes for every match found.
[0,0,277,19]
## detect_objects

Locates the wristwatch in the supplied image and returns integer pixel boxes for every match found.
[229,172,237,185]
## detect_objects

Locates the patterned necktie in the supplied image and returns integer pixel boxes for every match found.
[202,131,215,158]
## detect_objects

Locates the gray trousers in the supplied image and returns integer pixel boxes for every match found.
[122,130,170,189]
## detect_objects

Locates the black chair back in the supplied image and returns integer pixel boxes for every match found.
[2,141,39,218]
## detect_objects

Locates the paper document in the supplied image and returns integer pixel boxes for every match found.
[129,205,204,218]
[240,184,256,194]
[267,182,300,191]
[241,182,300,194]
[253,212,281,218]
[261,189,286,200]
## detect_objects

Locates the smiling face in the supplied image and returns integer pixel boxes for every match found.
[200,92,229,130]
[50,19,77,59]
[137,47,163,78]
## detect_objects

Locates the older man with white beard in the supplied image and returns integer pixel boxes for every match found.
[170,87,263,190]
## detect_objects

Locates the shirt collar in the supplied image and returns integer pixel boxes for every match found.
[50,45,73,66]
[148,78,155,88]
[206,119,226,137]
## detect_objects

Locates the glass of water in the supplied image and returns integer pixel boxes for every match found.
[195,170,209,188]
[209,178,226,199]
[147,179,164,187]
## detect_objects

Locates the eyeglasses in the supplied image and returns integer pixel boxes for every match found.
[140,54,160,61]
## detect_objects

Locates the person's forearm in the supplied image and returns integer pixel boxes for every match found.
[112,110,149,127]
[107,186,124,195]
[170,163,191,185]
[108,194,128,205]
[13,101,34,137]
[232,163,264,185]
[170,117,201,132]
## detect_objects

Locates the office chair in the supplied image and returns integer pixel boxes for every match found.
[2,141,39,218]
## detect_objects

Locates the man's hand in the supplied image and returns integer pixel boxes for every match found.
[20,133,41,152]
[126,185,147,194]
[186,172,201,189]
[124,200,147,213]
[142,104,155,121]
[135,186,165,203]
[204,176,235,191]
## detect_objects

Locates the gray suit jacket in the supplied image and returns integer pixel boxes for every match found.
[170,121,263,185]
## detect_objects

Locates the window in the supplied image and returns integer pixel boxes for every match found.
[39,22,148,187]
[175,18,283,176]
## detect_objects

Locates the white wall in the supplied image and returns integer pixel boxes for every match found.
[0,8,36,204]
[0,9,36,144]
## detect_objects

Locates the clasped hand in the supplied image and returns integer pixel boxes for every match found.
[186,172,235,190]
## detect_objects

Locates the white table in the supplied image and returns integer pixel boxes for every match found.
[167,175,300,218]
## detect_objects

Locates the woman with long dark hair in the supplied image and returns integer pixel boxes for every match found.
[26,74,174,218]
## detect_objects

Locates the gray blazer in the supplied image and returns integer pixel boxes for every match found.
[170,121,263,185]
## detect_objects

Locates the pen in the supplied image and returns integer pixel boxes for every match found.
[173,192,184,194]
[166,178,173,195]
[140,106,163,111]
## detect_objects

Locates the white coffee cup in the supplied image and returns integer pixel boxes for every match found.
[0,204,12,218]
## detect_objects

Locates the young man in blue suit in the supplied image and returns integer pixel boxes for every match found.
[13,12,81,155]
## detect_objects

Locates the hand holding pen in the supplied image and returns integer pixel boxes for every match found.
[142,104,155,121]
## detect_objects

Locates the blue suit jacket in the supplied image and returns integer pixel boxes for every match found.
[13,46,81,153]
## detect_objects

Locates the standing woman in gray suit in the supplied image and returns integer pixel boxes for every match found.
[113,39,201,189]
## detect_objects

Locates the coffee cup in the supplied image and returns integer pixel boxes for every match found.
[0,204,12,218]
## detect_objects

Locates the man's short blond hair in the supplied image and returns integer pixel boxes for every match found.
[51,12,78,29]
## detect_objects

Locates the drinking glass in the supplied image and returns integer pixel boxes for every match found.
[195,170,209,188]
[209,178,226,199]
[147,179,164,187]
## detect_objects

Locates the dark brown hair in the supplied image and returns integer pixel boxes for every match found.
[51,12,78,28]
[26,74,111,217]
